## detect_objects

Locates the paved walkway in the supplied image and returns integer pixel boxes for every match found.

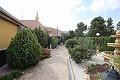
[18,45,68,80]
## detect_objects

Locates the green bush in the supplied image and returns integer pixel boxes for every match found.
[51,37,58,49]
[10,70,22,78]
[33,27,48,48]
[0,70,22,80]
[112,55,120,73]
[0,74,13,80]
[87,63,95,72]
[65,38,78,48]
[6,28,42,69]
[69,46,94,63]
[77,37,96,50]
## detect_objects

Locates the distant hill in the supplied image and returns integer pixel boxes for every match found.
[61,31,69,33]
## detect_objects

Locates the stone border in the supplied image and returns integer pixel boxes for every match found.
[68,56,75,80]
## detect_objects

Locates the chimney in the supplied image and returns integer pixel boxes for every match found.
[36,12,39,21]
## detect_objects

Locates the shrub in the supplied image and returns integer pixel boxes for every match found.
[69,45,95,63]
[77,37,96,50]
[0,74,13,80]
[33,27,48,48]
[86,63,95,72]
[0,70,22,80]
[51,37,58,49]
[112,55,120,73]
[6,28,42,69]
[65,38,78,48]
[42,48,51,59]
[10,70,22,78]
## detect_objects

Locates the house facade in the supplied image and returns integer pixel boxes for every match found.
[0,7,24,49]
[0,7,25,67]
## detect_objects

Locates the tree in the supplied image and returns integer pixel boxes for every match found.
[61,30,76,43]
[33,27,47,48]
[117,21,120,30]
[6,28,42,69]
[106,17,114,35]
[75,22,87,37]
[88,16,112,37]
[69,30,76,38]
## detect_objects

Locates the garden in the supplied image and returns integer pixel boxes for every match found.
[63,16,120,80]
[0,27,60,80]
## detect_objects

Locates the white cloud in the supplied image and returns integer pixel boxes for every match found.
[89,0,120,12]
[0,0,78,31]
[72,0,87,14]
[89,0,106,12]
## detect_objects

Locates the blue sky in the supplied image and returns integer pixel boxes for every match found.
[0,0,120,31]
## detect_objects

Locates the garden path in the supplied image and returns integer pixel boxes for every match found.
[18,45,69,80]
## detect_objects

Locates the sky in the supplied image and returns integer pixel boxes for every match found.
[0,0,120,31]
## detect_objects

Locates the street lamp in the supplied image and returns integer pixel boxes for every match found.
[96,33,100,37]
[96,33,100,53]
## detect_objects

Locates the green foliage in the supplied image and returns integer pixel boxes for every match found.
[61,32,70,43]
[77,37,96,50]
[106,17,114,36]
[65,38,78,48]
[10,70,22,79]
[61,31,76,43]
[7,28,42,69]
[117,21,120,30]
[75,22,87,37]
[69,45,95,63]
[33,27,47,47]
[88,16,114,37]
[94,72,103,80]
[112,55,120,73]
[0,70,22,80]
[51,37,58,49]
[93,36,114,51]
[0,74,13,80]
[69,30,76,38]
[67,37,96,63]
[87,63,95,72]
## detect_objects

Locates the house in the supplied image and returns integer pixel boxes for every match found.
[0,7,25,67]
[45,26,61,37]
[20,12,45,31]
[20,13,62,43]
[45,26,62,44]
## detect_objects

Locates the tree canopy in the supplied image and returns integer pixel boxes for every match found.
[75,22,87,37]
[33,27,47,48]
[117,21,120,30]
[88,16,114,37]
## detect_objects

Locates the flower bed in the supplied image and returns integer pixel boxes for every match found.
[86,63,110,80]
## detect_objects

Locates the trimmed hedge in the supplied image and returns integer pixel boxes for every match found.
[6,28,42,69]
